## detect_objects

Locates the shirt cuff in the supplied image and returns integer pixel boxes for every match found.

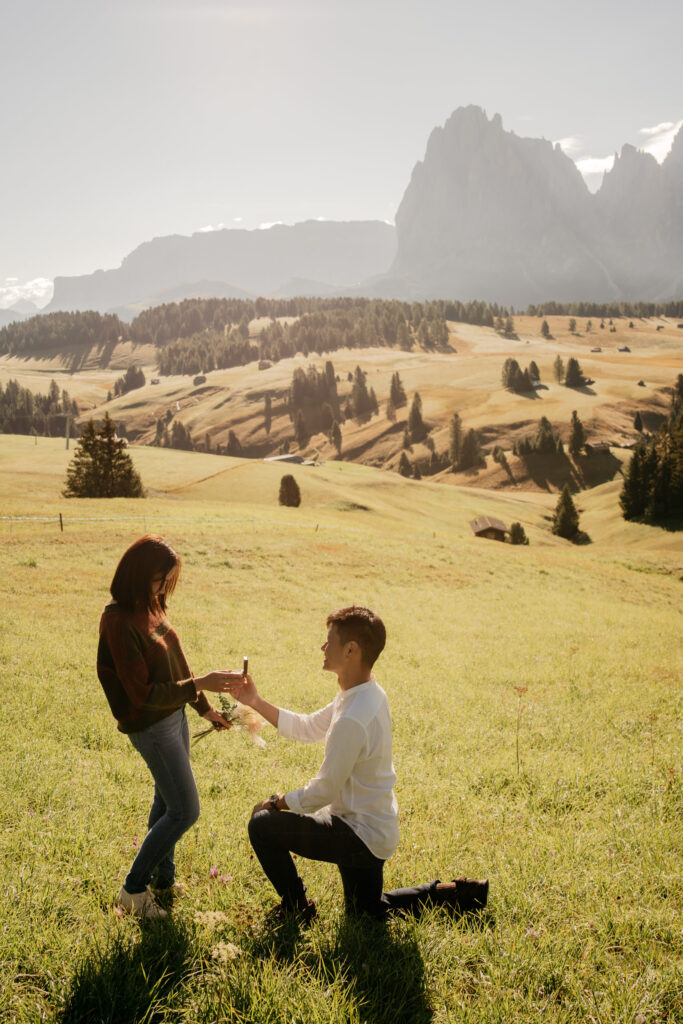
[284,788,305,815]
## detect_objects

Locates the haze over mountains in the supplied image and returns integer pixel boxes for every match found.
[41,106,683,319]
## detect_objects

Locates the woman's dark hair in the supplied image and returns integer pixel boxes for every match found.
[110,535,181,613]
[326,605,386,668]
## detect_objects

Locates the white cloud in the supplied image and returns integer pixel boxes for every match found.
[258,221,284,230]
[197,222,226,233]
[576,155,616,176]
[0,277,53,310]
[639,119,683,163]
[554,136,583,156]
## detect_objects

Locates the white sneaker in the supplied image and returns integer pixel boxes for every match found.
[117,885,167,919]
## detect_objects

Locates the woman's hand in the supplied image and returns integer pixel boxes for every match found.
[195,670,244,694]
[202,706,231,731]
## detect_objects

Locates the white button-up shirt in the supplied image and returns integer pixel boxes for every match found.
[279,679,399,861]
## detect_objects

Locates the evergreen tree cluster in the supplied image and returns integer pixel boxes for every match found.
[0,311,125,357]
[513,416,564,457]
[564,357,586,388]
[619,375,683,522]
[113,365,146,397]
[288,361,343,442]
[63,414,144,498]
[501,358,540,392]
[0,378,78,436]
[156,329,256,376]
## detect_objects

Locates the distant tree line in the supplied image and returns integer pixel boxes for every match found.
[0,378,78,436]
[525,299,683,319]
[0,311,125,356]
[4,298,683,364]
[619,375,683,523]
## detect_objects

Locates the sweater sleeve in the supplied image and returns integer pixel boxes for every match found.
[285,715,365,814]
[101,611,199,711]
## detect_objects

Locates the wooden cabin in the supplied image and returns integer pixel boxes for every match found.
[469,516,508,542]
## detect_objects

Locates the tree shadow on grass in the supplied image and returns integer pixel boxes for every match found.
[57,918,195,1024]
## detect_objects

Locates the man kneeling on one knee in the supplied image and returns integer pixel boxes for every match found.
[234,605,488,921]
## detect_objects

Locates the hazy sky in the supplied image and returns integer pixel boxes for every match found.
[1,0,681,308]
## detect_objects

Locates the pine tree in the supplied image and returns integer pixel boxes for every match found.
[541,319,551,339]
[331,420,342,456]
[63,414,144,498]
[459,428,483,470]
[449,412,463,469]
[408,392,426,443]
[389,372,407,408]
[553,354,565,383]
[294,410,308,448]
[279,474,301,507]
[633,410,643,432]
[569,410,586,456]
[619,440,656,519]
[226,430,242,456]
[398,452,412,477]
[509,522,529,545]
[552,484,580,539]
[565,357,585,388]
[264,393,272,435]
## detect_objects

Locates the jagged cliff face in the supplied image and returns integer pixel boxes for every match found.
[593,137,683,297]
[389,106,683,304]
[46,107,682,313]
[47,220,397,315]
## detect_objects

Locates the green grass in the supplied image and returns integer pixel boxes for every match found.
[0,438,681,1022]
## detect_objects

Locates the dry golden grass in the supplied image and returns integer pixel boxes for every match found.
[2,315,681,497]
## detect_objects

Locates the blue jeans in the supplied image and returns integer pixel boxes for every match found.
[124,708,200,893]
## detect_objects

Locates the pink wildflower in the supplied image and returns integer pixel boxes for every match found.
[209,865,219,878]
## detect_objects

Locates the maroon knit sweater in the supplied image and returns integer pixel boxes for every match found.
[97,601,210,733]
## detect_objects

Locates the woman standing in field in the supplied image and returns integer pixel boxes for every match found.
[97,535,241,919]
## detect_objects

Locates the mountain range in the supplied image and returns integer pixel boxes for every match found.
[39,106,683,317]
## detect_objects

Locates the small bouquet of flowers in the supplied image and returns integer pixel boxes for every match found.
[193,694,266,748]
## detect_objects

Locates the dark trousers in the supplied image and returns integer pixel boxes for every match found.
[248,808,439,918]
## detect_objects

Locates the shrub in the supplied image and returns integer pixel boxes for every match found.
[278,474,301,507]
[509,522,529,545]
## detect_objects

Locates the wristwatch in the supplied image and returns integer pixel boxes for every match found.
[268,793,280,811]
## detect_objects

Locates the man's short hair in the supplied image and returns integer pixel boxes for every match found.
[326,606,386,668]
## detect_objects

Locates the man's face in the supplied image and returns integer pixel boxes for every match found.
[321,624,346,674]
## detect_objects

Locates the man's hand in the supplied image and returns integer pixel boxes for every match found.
[251,794,287,815]
[202,707,231,731]
[232,671,259,707]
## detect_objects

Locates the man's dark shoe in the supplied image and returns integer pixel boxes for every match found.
[265,898,317,928]
[434,877,489,913]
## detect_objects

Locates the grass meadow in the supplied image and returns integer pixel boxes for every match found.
[0,436,681,1023]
